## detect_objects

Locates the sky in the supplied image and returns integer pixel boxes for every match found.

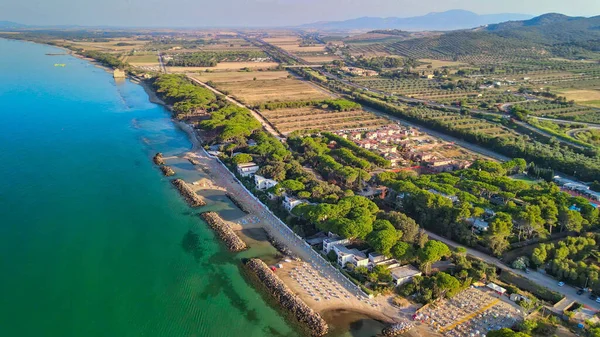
[1,0,599,27]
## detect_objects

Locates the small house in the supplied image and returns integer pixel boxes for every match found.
[390,265,422,286]
[254,175,278,190]
[237,162,259,177]
[282,195,305,212]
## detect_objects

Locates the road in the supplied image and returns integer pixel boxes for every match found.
[157,52,167,73]
[187,76,284,141]
[425,231,600,310]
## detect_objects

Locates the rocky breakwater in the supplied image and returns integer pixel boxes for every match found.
[171,179,206,207]
[382,322,414,336]
[160,165,175,177]
[153,152,165,165]
[199,211,247,252]
[244,258,328,337]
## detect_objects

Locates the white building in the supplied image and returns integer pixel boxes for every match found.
[333,244,369,268]
[282,195,305,212]
[390,265,422,286]
[254,175,278,190]
[237,162,259,177]
[368,252,387,265]
[323,233,350,254]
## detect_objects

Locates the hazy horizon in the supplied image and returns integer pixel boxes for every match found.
[1,0,599,27]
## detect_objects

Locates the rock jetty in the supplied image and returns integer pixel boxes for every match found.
[199,211,247,252]
[153,152,165,165]
[171,179,206,207]
[226,193,250,214]
[244,258,328,337]
[160,165,175,177]
[266,233,298,260]
[382,322,414,336]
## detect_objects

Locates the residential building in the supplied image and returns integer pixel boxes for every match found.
[282,195,305,212]
[254,175,278,190]
[467,217,489,232]
[368,252,387,265]
[323,233,350,254]
[390,265,422,286]
[237,162,259,177]
[333,244,368,267]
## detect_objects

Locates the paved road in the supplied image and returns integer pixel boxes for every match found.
[425,231,600,310]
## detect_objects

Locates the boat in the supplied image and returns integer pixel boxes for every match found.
[54,64,66,67]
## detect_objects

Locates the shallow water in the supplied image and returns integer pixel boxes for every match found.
[0,38,298,337]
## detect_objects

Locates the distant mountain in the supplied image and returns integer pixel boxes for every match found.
[371,13,600,61]
[485,13,600,44]
[299,10,533,31]
[0,21,27,29]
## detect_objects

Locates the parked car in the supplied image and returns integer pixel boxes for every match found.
[589,294,597,300]
[596,297,600,304]
[558,282,565,287]
[577,289,585,295]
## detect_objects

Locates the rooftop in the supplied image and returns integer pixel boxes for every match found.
[390,265,421,280]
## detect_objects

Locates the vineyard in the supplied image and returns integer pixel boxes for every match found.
[261,106,388,134]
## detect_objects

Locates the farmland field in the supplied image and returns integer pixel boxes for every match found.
[261,106,388,134]
[556,89,600,108]
[124,54,159,65]
[212,78,331,105]
[190,71,290,83]
[301,55,341,63]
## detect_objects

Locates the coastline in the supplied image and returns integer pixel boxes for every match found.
[9,37,413,334]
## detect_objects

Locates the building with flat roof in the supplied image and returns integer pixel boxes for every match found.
[334,244,368,268]
[323,233,350,254]
[282,195,306,212]
[237,162,259,177]
[390,265,422,286]
[254,175,278,190]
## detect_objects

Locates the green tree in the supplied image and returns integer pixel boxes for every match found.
[231,153,253,164]
[367,229,400,256]
[418,240,451,275]
[391,242,415,263]
[531,247,547,267]
[488,212,513,256]
[381,211,420,243]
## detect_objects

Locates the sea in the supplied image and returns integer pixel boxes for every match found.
[0,38,386,337]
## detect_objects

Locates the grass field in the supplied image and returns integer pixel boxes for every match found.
[166,61,279,72]
[214,78,331,105]
[190,71,291,83]
[557,89,600,108]
[125,54,159,65]
[261,106,388,134]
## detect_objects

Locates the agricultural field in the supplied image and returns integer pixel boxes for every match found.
[190,70,291,83]
[260,106,388,134]
[405,106,517,139]
[209,78,331,105]
[515,100,600,123]
[415,59,467,70]
[555,89,600,108]
[123,53,158,66]
[60,38,148,52]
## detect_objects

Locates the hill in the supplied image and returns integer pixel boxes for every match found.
[0,21,27,29]
[369,13,600,61]
[300,10,533,31]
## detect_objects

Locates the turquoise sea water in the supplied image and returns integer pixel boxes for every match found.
[0,39,299,337]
